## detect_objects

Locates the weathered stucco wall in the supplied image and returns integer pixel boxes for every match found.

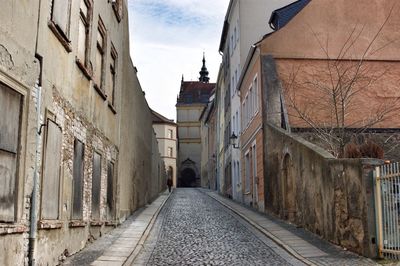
[0,1,167,265]
[264,123,379,258]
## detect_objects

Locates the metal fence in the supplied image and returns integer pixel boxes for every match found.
[375,163,400,260]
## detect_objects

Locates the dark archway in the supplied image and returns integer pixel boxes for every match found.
[179,168,196,187]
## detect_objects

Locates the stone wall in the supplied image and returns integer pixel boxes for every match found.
[264,123,380,258]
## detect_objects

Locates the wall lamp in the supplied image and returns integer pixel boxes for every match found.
[230,132,240,149]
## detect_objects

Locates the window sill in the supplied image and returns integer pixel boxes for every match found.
[76,58,92,80]
[38,220,63,230]
[90,220,104,226]
[48,21,72,53]
[108,101,117,114]
[69,220,87,228]
[0,224,28,235]
[94,84,107,100]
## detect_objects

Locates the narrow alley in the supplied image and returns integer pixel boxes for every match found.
[134,189,299,265]
[64,189,378,266]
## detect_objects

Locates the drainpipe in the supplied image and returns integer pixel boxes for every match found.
[29,0,42,264]
[29,84,41,266]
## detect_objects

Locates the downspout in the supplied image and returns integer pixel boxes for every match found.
[29,0,43,264]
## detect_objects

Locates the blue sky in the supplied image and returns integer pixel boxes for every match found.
[128,0,229,120]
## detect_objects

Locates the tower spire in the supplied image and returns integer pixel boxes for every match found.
[199,53,210,83]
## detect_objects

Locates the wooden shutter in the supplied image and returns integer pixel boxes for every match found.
[0,83,22,222]
[41,120,62,220]
[72,139,84,219]
[106,161,114,219]
[91,152,101,220]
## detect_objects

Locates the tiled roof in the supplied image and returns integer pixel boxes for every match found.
[151,109,176,125]
[269,0,311,30]
[177,81,215,104]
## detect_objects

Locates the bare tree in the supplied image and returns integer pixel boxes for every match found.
[282,6,400,158]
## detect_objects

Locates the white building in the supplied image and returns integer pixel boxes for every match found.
[219,0,295,201]
[152,110,178,188]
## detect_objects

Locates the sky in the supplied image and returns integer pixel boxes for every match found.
[128,0,230,120]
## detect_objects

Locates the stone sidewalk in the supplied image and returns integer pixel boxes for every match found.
[63,191,170,266]
[202,189,378,266]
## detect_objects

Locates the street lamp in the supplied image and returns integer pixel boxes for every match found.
[230,132,240,149]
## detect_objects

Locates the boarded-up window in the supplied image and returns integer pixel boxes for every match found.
[95,18,106,90]
[41,120,62,220]
[51,0,72,38]
[106,161,114,219]
[77,0,91,66]
[72,139,84,220]
[91,152,101,220]
[108,44,117,106]
[0,83,22,222]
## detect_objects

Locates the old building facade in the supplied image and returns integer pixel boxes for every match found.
[217,0,296,201]
[152,110,178,188]
[0,1,166,265]
[176,56,215,187]
[200,92,217,189]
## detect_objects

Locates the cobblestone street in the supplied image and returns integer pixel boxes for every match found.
[133,189,304,265]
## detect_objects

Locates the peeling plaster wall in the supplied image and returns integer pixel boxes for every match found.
[0,0,166,265]
[264,124,379,258]
[0,1,40,265]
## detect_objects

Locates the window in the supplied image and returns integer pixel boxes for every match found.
[0,83,22,222]
[242,102,245,129]
[231,77,234,97]
[252,144,257,188]
[49,0,72,51]
[112,0,123,22]
[91,152,101,220]
[108,44,117,107]
[95,18,106,92]
[41,119,62,220]
[236,20,240,42]
[107,161,115,220]
[72,139,84,220]
[236,110,239,133]
[249,87,253,117]
[77,0,92,77]
[167,147,173,157]
[234,27,237,48]
[167,129,173,139]
[245,152,250,193]
[254,76,259,112]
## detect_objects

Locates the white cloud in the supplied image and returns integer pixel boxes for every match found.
[128,0,229,120]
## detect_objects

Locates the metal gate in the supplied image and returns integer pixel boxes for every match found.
[375,163,400,260]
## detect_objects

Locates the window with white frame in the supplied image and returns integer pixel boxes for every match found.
[167,147,173,157]
[254,76,259,112]
[167,129,173,139]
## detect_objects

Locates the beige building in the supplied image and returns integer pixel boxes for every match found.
[176,56,215,187]
[152,110,178,188]
[0,1,165,265]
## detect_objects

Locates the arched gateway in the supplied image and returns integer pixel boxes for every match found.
[178,158,200,187]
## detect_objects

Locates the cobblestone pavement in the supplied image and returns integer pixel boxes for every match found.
[133,188,305,265]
